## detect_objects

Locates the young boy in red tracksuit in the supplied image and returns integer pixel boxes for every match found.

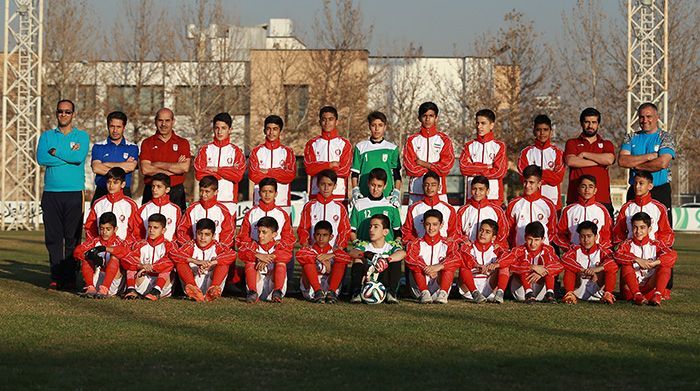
[304,106,352,200]
[74,212,129,298]
[460,109,508,206]
[248,115,297,208]
[297,220,351,304]
[176,175,235,246]
[135,173,181,241]
[297,169,351,249]
[456,175,509,249]
[193,112,246,215]
[517,114,565,209]
[239,217,293,303]
[83,167,139,241]
[405,209,460,304]
[560,221,618,305]
[401,171,458,245]
[120,213,176,300]
[615,212,677,306]
[402,101,454,204]
[554,174,612,252]
[459,219,510,304]
[507,221,563,303]
[171,218,237,302]
[506,165,557,247]
[236,177,295,253]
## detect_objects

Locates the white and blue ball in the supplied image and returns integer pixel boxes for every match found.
[361,281,387,304]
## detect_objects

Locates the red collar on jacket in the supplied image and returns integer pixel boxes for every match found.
[105,191,126,203]
[213,137,230,147]
[420,125,438,138]
[147,235,166,247]
[196,240,217,251]
[534,139,551,149]
[423,233,443,246]
[315,194,335,205]
[264,139,281,149]
[473,241,493,252]
[321,129,339,140]
[422,194,441,207]
[634,193,653,206]
[525,243,544,257]
[259,240,277,252]
[476,132,495,143]
[99,234,120,247]
[577,196,597,207]
[199,196,218,209]
[580,243,599,255]
[312,243,332,253]
[523,190,543,202]
[468,197,491,208]
[151,194,171,207]
[257,200,277,212]
[632,236,651,246]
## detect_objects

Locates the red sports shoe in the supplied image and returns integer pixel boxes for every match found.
[185,284,205,302]
[205,286,222,302]
[601,291,616,305]
[562,291,577,304]
[662,289,672,301]
[649,291,662,306]
[633,292,648,306]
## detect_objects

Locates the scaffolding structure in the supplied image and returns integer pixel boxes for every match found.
[1,0,44,230]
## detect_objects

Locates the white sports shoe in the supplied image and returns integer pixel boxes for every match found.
[434,289,449,304]
[418,289,432,304]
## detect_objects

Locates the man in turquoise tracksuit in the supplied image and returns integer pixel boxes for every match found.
[36,99,89,291]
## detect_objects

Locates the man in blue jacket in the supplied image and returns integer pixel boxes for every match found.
[37,99,89,291]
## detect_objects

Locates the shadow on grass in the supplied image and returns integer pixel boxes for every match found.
[0,259,49,289]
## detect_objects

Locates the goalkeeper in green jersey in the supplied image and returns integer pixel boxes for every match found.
[350,111,402,207]
[349,168,402,243]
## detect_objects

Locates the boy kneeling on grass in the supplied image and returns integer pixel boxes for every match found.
[615,212,677,306]
[560,221,618,305]
[172,218,237,302]
[297,220,351,304]
[120,213,176,300]
[239,217,293,303]
[74,212,129,298]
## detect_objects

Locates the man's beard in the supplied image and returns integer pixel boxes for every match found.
[582,129,597,137]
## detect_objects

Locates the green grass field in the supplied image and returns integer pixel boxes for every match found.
[0,231,698,389]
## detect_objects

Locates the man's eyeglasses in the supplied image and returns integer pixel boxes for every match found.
[56,110,73,115]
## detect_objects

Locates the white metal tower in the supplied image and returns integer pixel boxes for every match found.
[1,0,44,230]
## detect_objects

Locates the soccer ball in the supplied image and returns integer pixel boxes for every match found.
[361,281,386,304]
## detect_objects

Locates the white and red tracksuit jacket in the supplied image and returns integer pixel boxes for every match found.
[560,244,617,274]
[135,194,181,241]
[304,129,352,200]
[84,192,139,241]
[238,240,293,265]
[402,125,455,198]
[504,244,564,276]
[236,200,296,252]
[120,235,175,273]
[554,196,612,251]
[456,198,509,249]
[401,194,458,244]
[194,136,246,205]
[170,240,237,268]
[176,197,235,246]
[506,191,557,247]
[73,235,128,264]
[459,132,508,204]
[517,140,565,209]
[296,243,351,269]
[249,139,296,207]
[614,236,677,274]
[613,193,674,245]
[461,241,505,272]
[405,233,460,272]
[297,194,350,248]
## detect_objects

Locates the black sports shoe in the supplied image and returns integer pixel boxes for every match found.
[123,288,139,300]
[524,291,536,304]
[544,291,557,304]
[246,291,259,304]
[325,291,338,304]
[271,289,283,303]
[312,290,326,303]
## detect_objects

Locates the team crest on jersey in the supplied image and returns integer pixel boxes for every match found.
[382,154,388,162]
[167,218,172,225]
[537,213,544,220]
[489,152,495,159]
[173,144,179,152]
[416,146,422,152]
[597,143,603,148]
[573,217,579,223]
[548,161,554,168]
[335,149,342,156]
[123,152,129,159]
[333,215,339,222]
[593,218,599,224]
[215,220,220,226]
[383,211,389,216]
[227,157,233,164]
[280,159,285,166]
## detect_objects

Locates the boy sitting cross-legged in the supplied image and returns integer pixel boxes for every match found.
[560,221,618,305]
[297,221,351,304]
[239,217,293,303]
[172,218,237,302]
[615,212,677,306]
[459,219,510,304]
[120,213,176,300]
[73,212,129,298]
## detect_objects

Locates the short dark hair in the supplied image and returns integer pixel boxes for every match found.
[480,218,499,235]
[522,164,543,180]
[317,169,338,184]
[319,106,338,120]
[99,212,117,227]
[314,220,333,234]
[631,211,652,227]
[418,101,439,117]
[423,170,440,183]
[533,114,551,128]
[151,173,171,187]
[107,111,128,127]
[199,175,219,190]
[423,209,443,224]
[259,177,278,191]
[196,218,216,233]
[524,221,545,238]
[106,167,126,182]
[637,102,658,113]
[579,107,601,123]
[57,99,75,112]
[213,112,233,128]
[475,108,496,123]
[367,111,387,124]
[256,216,279,232]
[148,213,167,227]
[471,175,490,188]
[634,170,654,183]
[370,214,391,230]
[264,115,284,130]
[579,174,597,185]
[576,221,598,235]
[368,167,387,184]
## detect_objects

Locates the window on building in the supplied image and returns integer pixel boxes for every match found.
[284,85,309,130]
[107,85,163,117]
[174,85,249,117]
